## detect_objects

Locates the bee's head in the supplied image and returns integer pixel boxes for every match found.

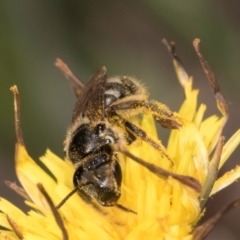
[73,150,122,206]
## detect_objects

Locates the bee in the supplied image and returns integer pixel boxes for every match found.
[55,59,200,209]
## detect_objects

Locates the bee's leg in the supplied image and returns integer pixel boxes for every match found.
[125,120,173,165]
[109,98,182,129]
[125,127,137,144]
[55,58,85,98]
[146,100,182,129]
[113,143,201,192]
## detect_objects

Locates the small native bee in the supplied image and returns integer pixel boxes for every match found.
[55,59,200,209]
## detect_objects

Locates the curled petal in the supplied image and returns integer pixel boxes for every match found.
[219,129,240,169]
[210,165,240,196]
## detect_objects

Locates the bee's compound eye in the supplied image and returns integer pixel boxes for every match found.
[73,167,84,187]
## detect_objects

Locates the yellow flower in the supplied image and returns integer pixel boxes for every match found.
[0,39,240,240]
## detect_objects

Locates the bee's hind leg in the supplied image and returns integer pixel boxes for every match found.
[109,98,183,130]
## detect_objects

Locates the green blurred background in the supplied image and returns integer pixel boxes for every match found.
[1,1,240,239]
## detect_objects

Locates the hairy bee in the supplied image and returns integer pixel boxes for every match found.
[55,59,199,209]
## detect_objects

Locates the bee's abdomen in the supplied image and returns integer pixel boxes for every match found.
[105,76,143,108]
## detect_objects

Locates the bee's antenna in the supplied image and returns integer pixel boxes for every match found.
[56,187,78,209]
[116,203,136,214]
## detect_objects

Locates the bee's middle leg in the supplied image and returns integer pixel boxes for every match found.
[125,120,173,165]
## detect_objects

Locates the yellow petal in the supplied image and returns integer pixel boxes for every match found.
[177,80,198,122]
[193,104,206,129]
[199,116,226,154]
[15,144,58,209]
[0,230,17,240]
[210,165,240,196]
[0,198,25,219]
[219,129,240,169]
[169,122,208,185]
[39,149,74,188]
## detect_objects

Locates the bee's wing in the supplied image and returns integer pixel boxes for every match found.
[72,66,107,123]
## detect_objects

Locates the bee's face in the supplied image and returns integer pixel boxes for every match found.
[73,152,122,206]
